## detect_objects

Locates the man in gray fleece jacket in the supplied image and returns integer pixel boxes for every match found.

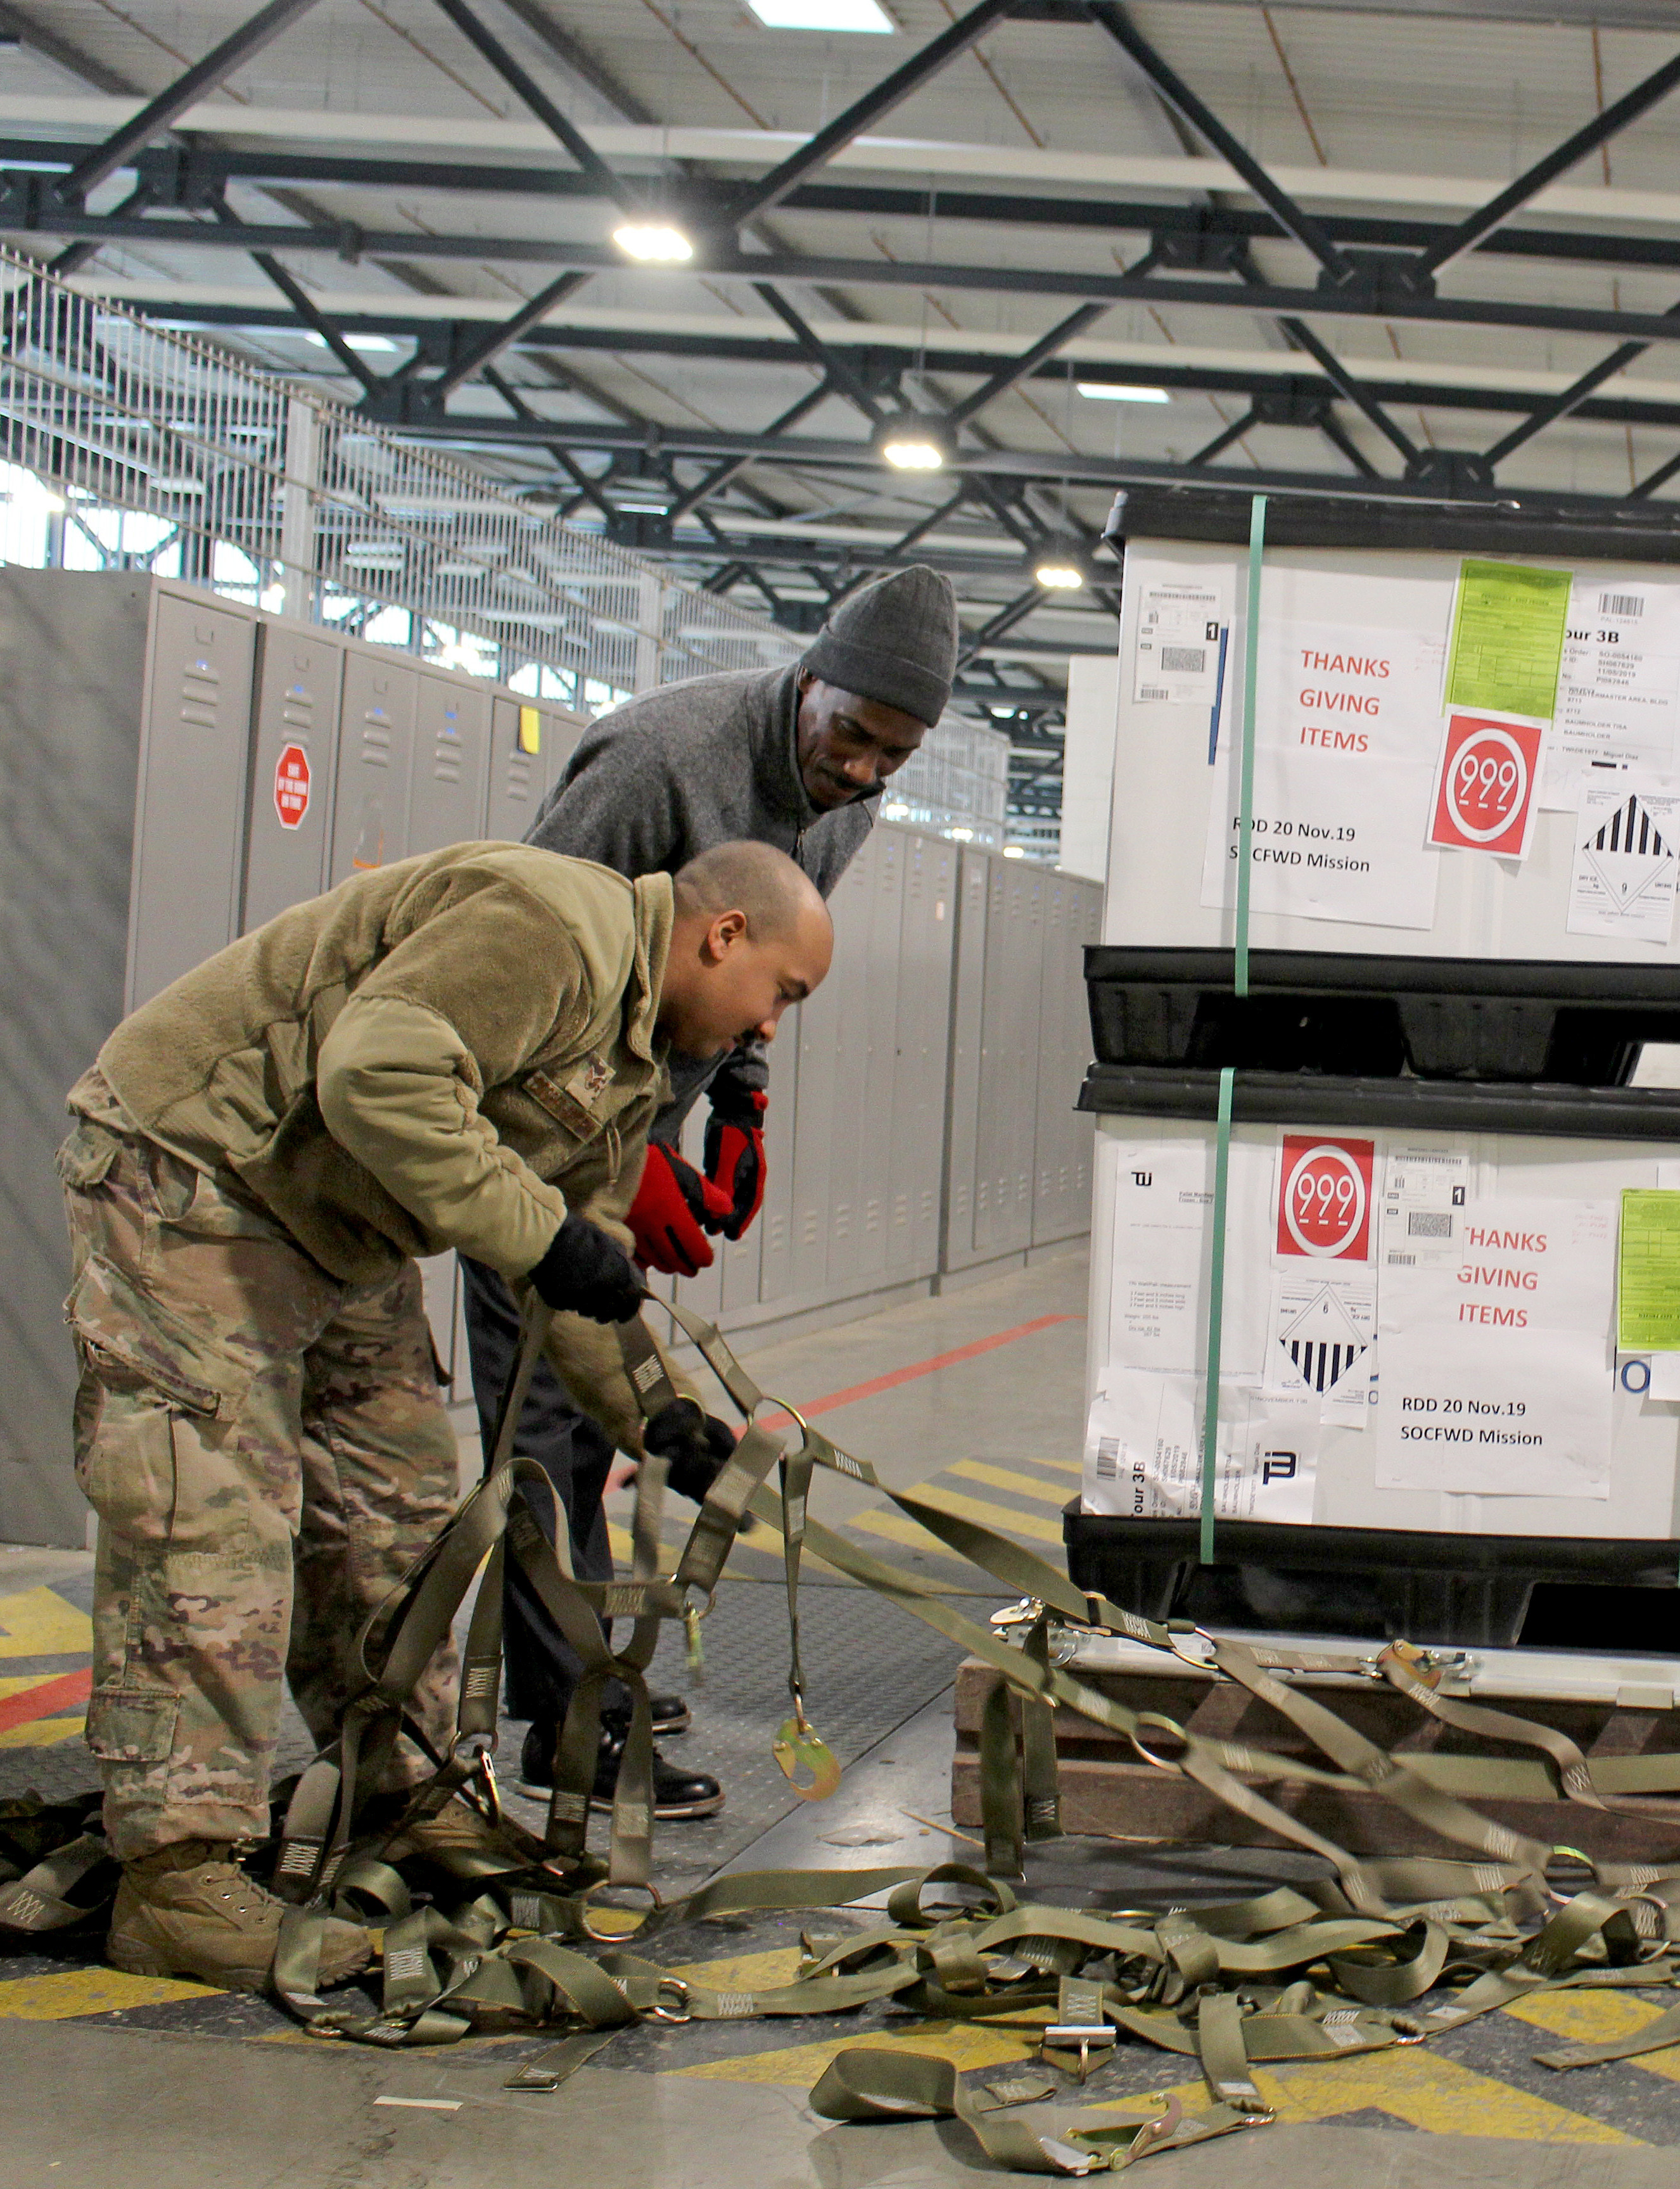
[462,564,960,1818]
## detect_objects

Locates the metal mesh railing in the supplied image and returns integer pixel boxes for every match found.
[0,247,798,706]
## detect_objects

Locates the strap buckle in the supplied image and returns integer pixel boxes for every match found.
[577,1879,663,1943]
[647,1976,692,2024]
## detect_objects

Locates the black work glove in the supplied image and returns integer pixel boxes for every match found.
[642,1397,737,1505]
[528,1212,643,1325]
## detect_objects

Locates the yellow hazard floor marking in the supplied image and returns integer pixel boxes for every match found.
[0,1587,91,1658]
[0,1715,86,1749]
[849,1507,965,1557]
[894,1485,1064,1547]
[0,1967,214,2019]
[946,1459,1072,1504]
[677,2014,1047,2083]
[1503,1991,1680,2079]
[1254,2044,1641,2142]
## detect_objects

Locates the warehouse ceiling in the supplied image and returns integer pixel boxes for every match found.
[6,0,1680,812]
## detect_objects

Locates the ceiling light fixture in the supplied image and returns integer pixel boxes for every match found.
[613,222,694,263]
[746,0,894,28]
[1076,382,1170,403]
[1034,561,1085,590]
[303,331,398,353]
[877,417,949,471]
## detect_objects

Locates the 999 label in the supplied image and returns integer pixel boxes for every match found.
[1276,1135,1375,1262]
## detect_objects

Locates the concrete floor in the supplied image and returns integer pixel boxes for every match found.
[4,1244,1680,2185]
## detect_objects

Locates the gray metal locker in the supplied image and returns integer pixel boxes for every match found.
[941,846,992,1269]
[817,840,875,1293]
[756,1002,800,1307]
[967,858,1044,1262]
[1031,873,1079,1245]
[485,695,545,841]
[890,832,956,1278]
[855,828,904,1288]
[408,671,492,856]
[243,619,345,930]
[128,586,257,1007]
[538,701,587,802]
[0,569,148,1544]
[330,652,417,884]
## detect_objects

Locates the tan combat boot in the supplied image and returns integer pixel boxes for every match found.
[107,1841,373,1994]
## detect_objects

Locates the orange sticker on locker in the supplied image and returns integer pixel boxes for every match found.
[518,706,542,755]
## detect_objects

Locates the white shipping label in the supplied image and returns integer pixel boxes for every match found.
[1083,1373,1318,1525]
[1566,777,1680,945]
[1545,580,1680,806]
[1133,578,1227,706]
[1200,618,1444,930]
[1373,1197,1615,1499]
[1380,1140,1473,1270]
[1103,1142,1214,1374]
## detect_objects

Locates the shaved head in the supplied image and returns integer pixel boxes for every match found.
[658,841,834,1059]
[673,840,829,942]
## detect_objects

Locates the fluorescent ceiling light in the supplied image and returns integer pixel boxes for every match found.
[1076,381,1170,403]
[746,0,893,29]
[302,331,398,353]
[613,222,693,263]
[877,418,949,470]
[1034,561,1085,590]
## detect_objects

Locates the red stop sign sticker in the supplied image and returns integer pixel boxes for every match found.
[1276,1135,1374,1261]
[274,742,311,830]
[1429,712,1543,858]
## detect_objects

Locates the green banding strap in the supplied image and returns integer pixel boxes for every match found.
[1234,493,1266,1000]
[1534,1997,1680,2071]
[1199,1064,1237,1568]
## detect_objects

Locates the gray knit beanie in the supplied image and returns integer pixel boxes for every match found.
[802,564,958,728]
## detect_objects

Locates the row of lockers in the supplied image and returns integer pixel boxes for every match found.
[652,838,1102,1338]
[0,568,1098,1544]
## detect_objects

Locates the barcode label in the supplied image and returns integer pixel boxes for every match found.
[1600,592,1643,618]
[1095,1437,1120,1480]
[1386,1252,1416,1266]
[1408,1209,1453,1237]
[1139,684,1170,702]
[1160,645,1205,673]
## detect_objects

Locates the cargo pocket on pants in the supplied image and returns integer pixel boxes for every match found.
[84,1687,179,1766]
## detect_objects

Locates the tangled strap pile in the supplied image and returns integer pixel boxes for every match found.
[4,1293,1680,2175]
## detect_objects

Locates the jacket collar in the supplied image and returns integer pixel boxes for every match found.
[627,871,673,1063]
[760,660,884,831]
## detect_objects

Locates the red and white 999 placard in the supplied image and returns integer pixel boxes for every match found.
[1275,1134,1375,1262]
[1427,711,1544,860]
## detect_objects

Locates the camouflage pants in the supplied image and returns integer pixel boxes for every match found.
[58,1112,461,1860]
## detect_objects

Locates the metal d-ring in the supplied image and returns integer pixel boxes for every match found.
[647,1976,692,2024]
[578,1878,664,1943]
[1129,1711,1192,1773]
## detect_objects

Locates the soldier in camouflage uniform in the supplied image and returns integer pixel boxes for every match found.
[58,839,832,1993]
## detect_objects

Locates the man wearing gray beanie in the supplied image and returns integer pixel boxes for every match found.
[461,562,959,1820]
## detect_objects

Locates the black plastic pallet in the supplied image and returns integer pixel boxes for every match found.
[1078,1063,1680,1141]
[1063,1504,1680,1651]
[1085,946,1680,1084]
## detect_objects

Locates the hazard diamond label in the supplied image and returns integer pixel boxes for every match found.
[274,742,311,830]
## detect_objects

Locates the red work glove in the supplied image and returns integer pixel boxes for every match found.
[627,1141,732,1278]
[703,1083,768,1243]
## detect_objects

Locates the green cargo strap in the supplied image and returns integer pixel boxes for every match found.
[810,2046,1264,2176]
[1197,1065,1236,1568]
[1534,1997,1680,2072]
[1197,493,1266,1570]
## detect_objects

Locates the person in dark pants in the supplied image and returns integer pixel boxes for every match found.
[463,564,960,1818]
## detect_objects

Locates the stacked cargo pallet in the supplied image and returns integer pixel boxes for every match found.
[956,513,1680,1846]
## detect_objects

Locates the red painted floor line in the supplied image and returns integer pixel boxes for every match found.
[0,1665,92,1735]
[759,1313,1078,1429]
